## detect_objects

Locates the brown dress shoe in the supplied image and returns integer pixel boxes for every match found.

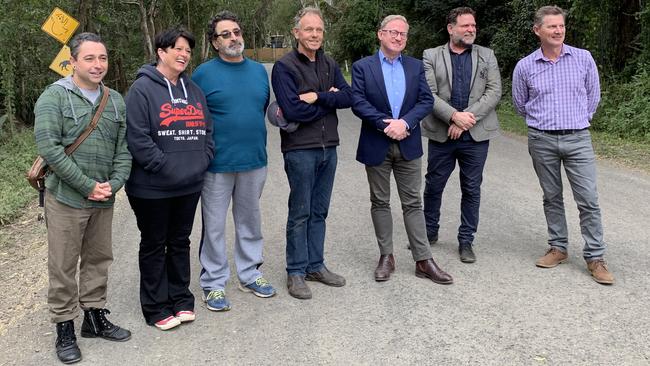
[415,258,453,285]
[374,254,395,281]
[587,259,614,285]
[536,247,568,268]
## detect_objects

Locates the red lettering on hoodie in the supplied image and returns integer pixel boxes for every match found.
[159,102,205,127]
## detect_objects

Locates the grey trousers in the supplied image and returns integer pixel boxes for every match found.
[44,191,114,323]
[527,128,606,259]
[199,167,267,290]
[365,142,432,262]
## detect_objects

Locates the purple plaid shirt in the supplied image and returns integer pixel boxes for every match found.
[512,44,600,130]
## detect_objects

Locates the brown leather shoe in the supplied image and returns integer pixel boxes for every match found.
[587,259,614,285]
[535,247,568,268]
[374,254,395,281]
[415,258,453,285]
[287,275,312,299]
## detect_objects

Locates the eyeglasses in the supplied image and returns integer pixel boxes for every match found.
[380,29,408,39]
[215,29,242,39]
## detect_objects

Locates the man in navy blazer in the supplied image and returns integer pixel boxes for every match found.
[351,14,453,285]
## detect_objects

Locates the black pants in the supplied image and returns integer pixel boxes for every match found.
[128,192,200,325]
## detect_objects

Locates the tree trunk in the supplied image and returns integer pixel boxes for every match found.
[123,0,156,61]
[616,0,641,71]
[77,0,90,33]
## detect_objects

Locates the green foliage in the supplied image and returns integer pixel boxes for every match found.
[330,0,381,62]
[490,0,541,77]
[264,0,301,46]
[496,99,528,136]
[593,68,650,141]
[0,0,71,124]
[0,126,37,225]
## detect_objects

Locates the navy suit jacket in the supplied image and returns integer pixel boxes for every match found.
[351,53,434,166]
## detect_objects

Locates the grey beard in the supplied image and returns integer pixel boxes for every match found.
[221,41,245,58]
[454,35,475,49]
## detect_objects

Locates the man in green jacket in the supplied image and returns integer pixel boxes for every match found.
[34,32,132,364]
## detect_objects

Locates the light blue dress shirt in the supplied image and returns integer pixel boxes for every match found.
[378,50,406,121]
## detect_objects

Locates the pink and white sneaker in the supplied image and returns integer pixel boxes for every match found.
[154,315,181,330]
[175,310,196,323]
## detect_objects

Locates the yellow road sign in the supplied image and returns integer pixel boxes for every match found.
[41,7,79,44]
[49,45,73,77]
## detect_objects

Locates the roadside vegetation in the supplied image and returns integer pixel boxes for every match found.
[1,0,649,225]
[498,101,650,173]
[0,125,37,225]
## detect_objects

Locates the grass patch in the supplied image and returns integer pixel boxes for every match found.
[497,102,650,173]
[0,126,38,225]
[342,69,352,84]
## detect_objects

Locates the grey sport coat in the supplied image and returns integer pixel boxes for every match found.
[421,44,502,142]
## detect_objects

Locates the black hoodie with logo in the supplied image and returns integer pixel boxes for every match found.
[125,64,214,199]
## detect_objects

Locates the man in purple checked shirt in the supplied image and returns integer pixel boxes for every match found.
[512,5,614,285]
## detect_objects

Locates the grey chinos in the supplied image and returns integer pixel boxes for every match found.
[365,142,432,262]
[527,128,606,259]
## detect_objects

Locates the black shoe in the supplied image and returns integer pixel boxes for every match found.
[81,308,132,342]
[55,320,81,364]
[459,245,476,263]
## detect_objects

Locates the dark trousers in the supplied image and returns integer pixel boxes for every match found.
[423,135,489,246]
[128,192,200,325]
[283,147,337,276]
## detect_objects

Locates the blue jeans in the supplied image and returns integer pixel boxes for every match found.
[283,147,337,275]
[423,134,489,246]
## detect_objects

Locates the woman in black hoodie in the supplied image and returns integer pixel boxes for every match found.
[125,27,214,331]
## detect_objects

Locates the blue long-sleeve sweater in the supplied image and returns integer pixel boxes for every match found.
[192,57,270,173]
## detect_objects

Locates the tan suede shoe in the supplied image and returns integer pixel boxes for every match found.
[587,259,615,285]
[535,247,568,268]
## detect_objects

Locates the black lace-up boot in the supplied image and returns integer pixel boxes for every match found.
[80,308,132,342]
[55,320,81,364]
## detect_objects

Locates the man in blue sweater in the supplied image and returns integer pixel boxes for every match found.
[192,10,275,312]
[271,7,352,300]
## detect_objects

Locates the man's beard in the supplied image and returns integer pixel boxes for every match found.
[454,34,475,49]
[222,40,245,57]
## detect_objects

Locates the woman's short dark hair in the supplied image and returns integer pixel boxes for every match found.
[207,11,241,41]
[70,32,106,59]
[154,27,195,59]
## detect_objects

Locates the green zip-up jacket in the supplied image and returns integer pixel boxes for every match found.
[34,76,131,209]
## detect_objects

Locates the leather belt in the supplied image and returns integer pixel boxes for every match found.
[529,127,588,135]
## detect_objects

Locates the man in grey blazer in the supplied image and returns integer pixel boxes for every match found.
[421,7,501,263]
